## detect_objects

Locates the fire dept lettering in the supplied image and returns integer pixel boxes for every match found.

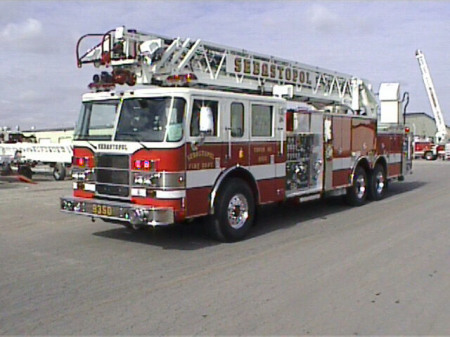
[187,150,215,161]
[187,150,215,170]
[228,55,316,87]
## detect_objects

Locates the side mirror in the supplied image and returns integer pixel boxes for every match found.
[191,106,214,151]
[199,106,214,134]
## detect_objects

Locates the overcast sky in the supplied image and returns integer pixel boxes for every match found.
[0,0,448,130]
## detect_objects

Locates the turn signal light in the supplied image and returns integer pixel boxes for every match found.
[73,157,89,167]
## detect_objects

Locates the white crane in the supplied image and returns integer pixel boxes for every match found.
[415,49,448,145]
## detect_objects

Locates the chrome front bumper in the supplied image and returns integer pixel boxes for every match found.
[60,196,174,227]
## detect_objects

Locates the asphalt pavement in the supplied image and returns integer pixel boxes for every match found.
[0,160,449,335]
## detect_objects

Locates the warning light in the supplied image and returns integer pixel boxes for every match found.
[88,71,115,91]
[74,157,86,167]
[134,160,142,169]
[405,127,410,134]
[166,73,197,86]
[134,159,153,170]
[112,69,136,86]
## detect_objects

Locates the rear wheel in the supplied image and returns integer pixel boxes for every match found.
[368,164,387,201]
[207,179,255,242]
[345,166,367,206]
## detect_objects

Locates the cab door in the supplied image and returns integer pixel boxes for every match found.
[185,97,224,217]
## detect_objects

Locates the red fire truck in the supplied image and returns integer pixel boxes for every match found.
[60,27,412,241]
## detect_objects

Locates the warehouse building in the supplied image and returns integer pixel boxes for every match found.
[405,112,450,141]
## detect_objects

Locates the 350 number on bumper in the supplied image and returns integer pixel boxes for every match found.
[60,196,174,227]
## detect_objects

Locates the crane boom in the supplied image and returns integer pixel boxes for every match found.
[415,49,448,144]
[77,26,378,117]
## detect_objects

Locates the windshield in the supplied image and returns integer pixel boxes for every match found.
[74,99,119,141]
[115,97,186,142]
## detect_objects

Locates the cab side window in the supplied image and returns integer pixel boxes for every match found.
[231,102,244,137]
[190,100,219,137]
[251,104,273,137]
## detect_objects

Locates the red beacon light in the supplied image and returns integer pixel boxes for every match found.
[166,73,197,86]
[112,69,136,86]
[88,71,115,92]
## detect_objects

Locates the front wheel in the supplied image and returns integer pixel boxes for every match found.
[368,164,388,201]
[345,166,368,207]
[207,179,255,242]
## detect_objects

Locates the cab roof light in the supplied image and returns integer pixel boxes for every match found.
[166,73,197,86]
[88,71,115,91]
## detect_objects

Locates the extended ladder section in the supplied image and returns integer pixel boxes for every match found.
[415,50,448,144]
[77,26,378,116]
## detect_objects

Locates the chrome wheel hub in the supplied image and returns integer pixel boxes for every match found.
[227,193,249,229]
[356,176,366,199]
[375,171,385,194]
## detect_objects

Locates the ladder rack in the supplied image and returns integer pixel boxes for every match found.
[77,26,378,115]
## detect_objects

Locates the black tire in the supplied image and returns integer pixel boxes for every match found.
[206,178,255,242]
[18,166,33,179]
[345,166,368,207]
[424,151,436,161]
[53,163,66,181]
[368,164,388,201]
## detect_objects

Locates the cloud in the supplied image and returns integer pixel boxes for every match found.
[0,18,55,53]
[1,18,42,41]
[307,4,343,33]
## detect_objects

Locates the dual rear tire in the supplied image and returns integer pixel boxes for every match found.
[345,164,387,206]
[368,164,387,201]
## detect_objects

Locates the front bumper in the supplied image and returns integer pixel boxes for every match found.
[60,196,174,227]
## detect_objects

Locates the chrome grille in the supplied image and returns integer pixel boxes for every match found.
[95,154,130,198]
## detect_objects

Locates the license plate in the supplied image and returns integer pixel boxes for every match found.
[91,204,114,217]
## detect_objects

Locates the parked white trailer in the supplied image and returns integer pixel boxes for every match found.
[0,142,72,180]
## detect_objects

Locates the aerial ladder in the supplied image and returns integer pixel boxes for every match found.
[415,50,448,159]
[77,26,379,116]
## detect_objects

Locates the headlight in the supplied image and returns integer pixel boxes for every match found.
[134,175,144,185]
